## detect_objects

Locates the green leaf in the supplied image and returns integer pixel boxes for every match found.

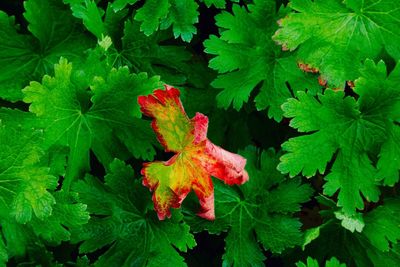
[64,1,130,42]
[0,110,57,223]
[110,18,192,85]
[223,215,265,267]
[296,257,346,267]
[133,0,200,42]
[30,192,89,244]
[376,125,400,186]
[187,146,313,266]
[161,0,199,42]
[0,218,64,266]
[356,60,400,186]
[2,0,400,265]
[0,0,92,102]
[279,59,400,215]
[0,108,83,266]
[278,90,358,177]
[134,0,170,36]
[64,0,106,39]
[273,0,400,88]
[363,199,400,252]
[23,58,160,191]
[111,0,139,11]
[71,159,195,267]
[200,0,236,8]
[302,227,320,250]
[124,0,227,41]
[300,200,400,267]
[297,257,319,267]
[204,0,320,120]
[0,219,34,260]
[325,257,347,267]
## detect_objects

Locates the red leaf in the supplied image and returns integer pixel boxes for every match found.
[138,85,249,220]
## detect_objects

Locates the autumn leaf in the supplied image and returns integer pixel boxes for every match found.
[138,86,249,220]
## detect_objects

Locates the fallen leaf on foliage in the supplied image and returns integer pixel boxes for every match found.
[138,86,249,220]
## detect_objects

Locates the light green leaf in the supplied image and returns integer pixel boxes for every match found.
[273,0,400,87]
[65,0,106,39]
[279,60,400,214]
[23,58,160,190]
[0,112,57,223]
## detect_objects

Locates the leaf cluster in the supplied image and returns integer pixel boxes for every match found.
[0,0,399,266]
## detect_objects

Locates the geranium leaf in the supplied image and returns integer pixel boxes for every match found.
[138,86,249,220]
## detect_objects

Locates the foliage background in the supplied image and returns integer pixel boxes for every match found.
[0,0,399,266]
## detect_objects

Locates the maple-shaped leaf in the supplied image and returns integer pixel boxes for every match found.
[0,0,92,102]
[138,86,249,220]
[279,59,400,215]
[23,57,161,191]
[273,0,400,88]
[71,159,196,267]
[204,0,321,120]
[185,146,313,266]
